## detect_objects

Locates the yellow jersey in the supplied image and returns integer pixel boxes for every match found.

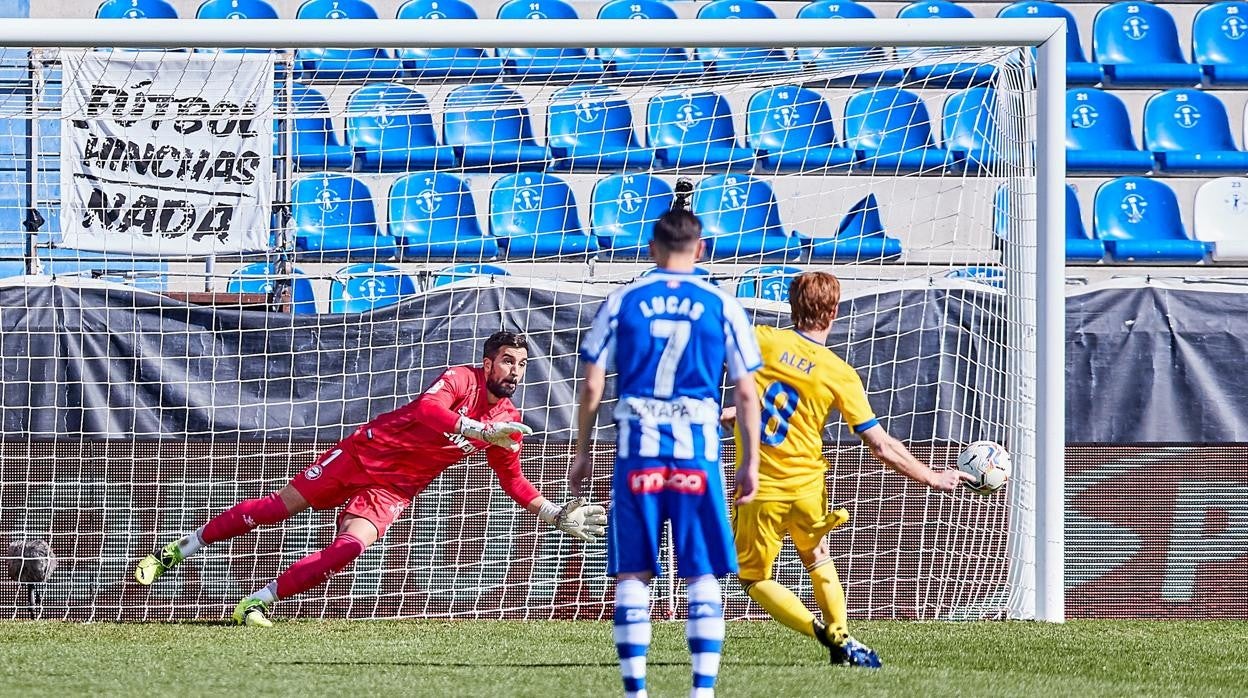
[737,325,878,501]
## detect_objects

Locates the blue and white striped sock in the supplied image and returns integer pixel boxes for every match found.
[686,575,725,697]
[614,578,652,698]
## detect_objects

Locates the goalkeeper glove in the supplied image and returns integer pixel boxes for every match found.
[538,498,607,543]
[458,417,532,452]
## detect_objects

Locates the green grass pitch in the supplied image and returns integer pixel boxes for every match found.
[0,620,1244,696]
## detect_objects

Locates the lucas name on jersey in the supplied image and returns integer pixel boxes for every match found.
[637,294,705,321]
[778,350,817,375]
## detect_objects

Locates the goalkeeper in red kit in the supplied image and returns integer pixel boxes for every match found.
[134,331,606,626]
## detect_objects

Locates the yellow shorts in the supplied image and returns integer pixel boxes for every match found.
[732,491,830,582]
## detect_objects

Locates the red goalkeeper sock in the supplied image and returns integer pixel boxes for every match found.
[199,492,291,545]
[275,533,366,599]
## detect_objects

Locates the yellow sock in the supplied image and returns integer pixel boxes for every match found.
[746,580,817,638]
[808,560,848,645]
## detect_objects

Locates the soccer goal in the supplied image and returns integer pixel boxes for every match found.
[0,16,1065,623]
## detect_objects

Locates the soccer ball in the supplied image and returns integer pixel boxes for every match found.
[957,441,1011,495]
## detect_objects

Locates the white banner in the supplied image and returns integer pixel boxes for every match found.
[60,52,274,255]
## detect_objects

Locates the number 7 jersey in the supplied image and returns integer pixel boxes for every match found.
[745,325,879,501]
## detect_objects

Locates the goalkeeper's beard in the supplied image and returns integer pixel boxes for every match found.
[486,377,518,399]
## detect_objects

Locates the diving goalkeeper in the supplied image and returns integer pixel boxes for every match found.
[135,331,606,627]
[721,272,972,667]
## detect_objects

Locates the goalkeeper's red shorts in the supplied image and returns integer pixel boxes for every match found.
[289,442,410,537]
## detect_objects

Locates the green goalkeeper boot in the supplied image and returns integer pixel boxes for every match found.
[233,598,274,628]
[134,541,184,586]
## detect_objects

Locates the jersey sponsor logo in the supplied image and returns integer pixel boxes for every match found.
[443,431,477,454]
[627,467,708,495]
[305,465,323,480]
[617,396,719,425]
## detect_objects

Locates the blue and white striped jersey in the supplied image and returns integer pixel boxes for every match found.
[580,269,762,461]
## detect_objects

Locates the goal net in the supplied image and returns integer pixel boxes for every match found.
[0,20,1057,623]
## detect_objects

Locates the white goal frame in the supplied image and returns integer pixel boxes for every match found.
[6,17,1067,623]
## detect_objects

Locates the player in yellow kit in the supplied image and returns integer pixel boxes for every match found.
[722,271,972,668]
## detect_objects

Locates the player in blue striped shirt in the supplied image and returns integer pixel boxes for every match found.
[571,208,762,698]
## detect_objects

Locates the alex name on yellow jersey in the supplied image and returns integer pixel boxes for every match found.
[737,325,878,501]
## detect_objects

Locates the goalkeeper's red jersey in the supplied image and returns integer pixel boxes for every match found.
[341,365,540,506]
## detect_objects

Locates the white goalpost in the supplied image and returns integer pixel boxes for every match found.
[0,17,1065,624]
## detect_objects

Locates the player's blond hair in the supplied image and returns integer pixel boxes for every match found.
[789,271,841,332]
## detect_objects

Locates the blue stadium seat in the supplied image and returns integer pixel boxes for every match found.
[997,1,1103,85]
[896,1,998,87]
[97,0,177,18]
[747,85,855,173]
[810,193,903,260]
[736,265,802,301]
[1194,177,1248,261]
[1093,2,1202,87]
[396,0,504,77]
[346,84,455,172]
[197,0,277,19]
[292,174,399,258]
[1144,89,1248,174]
[1066,88,1154,174]
[329,263,418,313]
[647,91,755,171]
[695,0,796,75]
[943,87,1000,172]
[843,88,949,174]
[226,263,317,314]
[489,173,596,258]
[795,1,905,86]
[597,0,702,77]
[692,174,803,261]
[388,172,499,260]
[295,0,405,80]
[591,173,674,258]
[442,84,548,172]
[281,84,355,171]
[1094,177,1208,263]
[433,263,511,287]
[496,0,606,78]
[995,183,1104,261]
[1193,2,1248,86]
[547,85,654,171]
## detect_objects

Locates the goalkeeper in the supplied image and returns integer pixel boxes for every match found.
[721,272,971,667]
[135,331,606,627]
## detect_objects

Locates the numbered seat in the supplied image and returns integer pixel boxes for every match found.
[496,0,606,78]
[489,173,597,258]
[897,1,998,87]
[226,263,317,314]
[597,0,703,77]
[695,1,797,75]
[943,87,1002,172]
[795,1,904,86]
[197,0,277,19]
[747,86,855,173]
[292,174,399,258]
[1093,2,1202,87]
[328,263,418,313]
[97,0,177,18]
[442,84,548,172]
[346,84,455,172]
[1094,177,1208,263]
[591,173,674,258]
[647,91,755,171]
[432,263,511,287]
[396,0,504,77]
[388,172,499,261]
[692,174,804,261]
[1144,89,1248,174]
[1194,177,1248,261]
[809,193,903,260]
[295,0,405,80]
[736,265,803,301]
[843,88,950,174]
[1066,88,1154,174]
[547,85,653,171]
[998,1,1103,85]
[281,83,355,170]
[1194,2,1248,86]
